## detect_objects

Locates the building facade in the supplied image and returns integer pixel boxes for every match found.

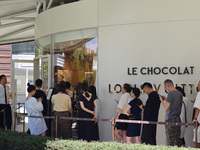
[34,0,200,146]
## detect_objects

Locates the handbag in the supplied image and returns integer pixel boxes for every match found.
[128,114,136,120]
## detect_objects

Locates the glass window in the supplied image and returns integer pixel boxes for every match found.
[52,28,98,88]
[36,28,98,91]
[12,41,35,60]
[54,37,97,86]
[0,45,11,88]
[36,35,51,57]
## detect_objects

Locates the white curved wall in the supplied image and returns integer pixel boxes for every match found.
[35,0,200,147]
[35,0,98,40]
[35,0,200,40]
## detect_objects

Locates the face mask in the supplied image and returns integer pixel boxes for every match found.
[167,90,170,93]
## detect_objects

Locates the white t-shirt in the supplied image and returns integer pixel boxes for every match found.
[194,92,200,123]
[180,97,189,138]
[25,97,47,135]
[117,92,131,114]
[0,84,9,104]
[193,92,200,142]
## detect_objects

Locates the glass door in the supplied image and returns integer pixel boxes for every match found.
[41,55,51,94]
[12,60,34,132]
[34,54,51,94]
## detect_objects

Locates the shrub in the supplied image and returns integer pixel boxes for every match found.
[0,130,196,150]
[45,140,196,150]
[0,129,52,150]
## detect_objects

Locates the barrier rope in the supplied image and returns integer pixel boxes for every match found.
[16,113,196,126]
[15,112,199,147]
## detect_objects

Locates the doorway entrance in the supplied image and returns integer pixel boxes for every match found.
[12,60,34,132]
[39,54,51,94]
[12,55,52,132]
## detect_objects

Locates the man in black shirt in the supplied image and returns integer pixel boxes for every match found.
[33,79,47,116]
[140,82,161,145]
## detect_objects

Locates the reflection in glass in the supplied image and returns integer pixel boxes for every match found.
[42,61,49,94]
[54,37,97,88]
[14,62,34,103]
[36,28,98,91]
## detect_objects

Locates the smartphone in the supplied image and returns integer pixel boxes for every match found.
[114,99,119,104]
[159,95,166,101]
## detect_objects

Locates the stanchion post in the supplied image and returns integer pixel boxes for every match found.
[3,108,5,129]
[55,116,58,138]
[111,118,115,142]
[13,112,17,132]
[195,122,198,148]
[23,103,25,133]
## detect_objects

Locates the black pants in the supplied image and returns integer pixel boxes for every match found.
[0,104,12,130]
[141,124,157,145]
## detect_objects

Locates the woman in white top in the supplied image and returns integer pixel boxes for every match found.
[114,83,131,143]
[192,82,200,148]
[25,83,47,136]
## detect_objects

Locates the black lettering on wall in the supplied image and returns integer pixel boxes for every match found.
[162,67,168,75]
[127,68,131,75]
[169,67,177,75]
[126,66,195,76]
[190,66,194,74]
[147,67,153,75]
[132,67,137,75]
[183,67,189,75]
[140,67,146,75]
[178,67,182,75]
[154,67,161,75]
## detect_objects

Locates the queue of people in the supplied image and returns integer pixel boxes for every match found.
[1,73,200,147]
[113,79,199,148]
[23,79,99,141]
[114,82,161,145]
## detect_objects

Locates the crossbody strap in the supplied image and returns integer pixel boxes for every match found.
[182,101,187,127]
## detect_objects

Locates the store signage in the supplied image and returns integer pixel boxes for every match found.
[109,66,196,94]
[109,83,194,94]
[127,66,194,75]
